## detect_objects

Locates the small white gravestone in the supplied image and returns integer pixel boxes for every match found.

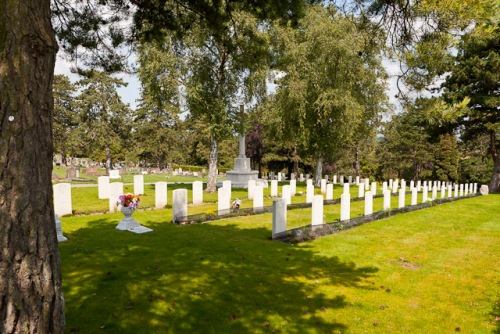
[134,175,144,195]
[306,173,310,181]
[217,187,231,215]
[382,181,388,193]
[306,184,314,204]
[431,185,437,200]
[401,179,406,191]
[480,185,489,195]
[299,173,305,182]
[223,180,232,189]
[290,173,295,180]
[325,175,329,182]
[290,179,297,196]
[307,179,313,187]
[389,179,393,188]
[348,176,353,184]
[98,176,110,199]
[155,182,168,209]
[392,179,399,193]
[454,184,458,197]
[53,183,72,217]
[311,195,324,226]
[108,182,123,213]
[440,185,446,199]
[192,181,203,205]
[340,175,344,186]
[272,198,287,239]
[270,180,278,197]
[109,170,121,179]
[464,183,469,196]
[358,183,365,198]
[340,193,350,221]
[326,184,333,200]
[371,182,377,195]
[410,180,415,190]
[364,178,370,189]
[417,180,421,191]
[253,185,264,212]
[473,183,478,194]
[355,176,360,186]
[447,185,452,198]
[423,180,427,188]
[282,185,292,205]
[422,186,428,202]
[398,188,405,208]
[320,179,327,194]
[278,172,282,182]
[333,175,337,184]
[364,191,373,215]
[247,180,256,200]
[173,189,188,223]
[383,190,391,210]
[459,184,464,196]
[54,214,68,242]
[411,188,418,205]
[343,183,350,195]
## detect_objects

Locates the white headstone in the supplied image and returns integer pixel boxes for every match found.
[98,176,110,199]
[253,185,264,212]
[371,182,377,195]
[306,173,310,180]
[340,175,344,185]
[348,176,353,184]
[278,172,282,182]
[389,179,393,188]
[192,181,203,205]
[464,183,469,196]
[109,170,121,179]
[340,193,350,221]
[333,175,337,184]
[459,184,464,196]
[454,184,458,197]
[440,185,446,198]
[299,173,305,182]
[311,195,324,226]
[364,178,370,189]
[410,180,415,190]
[270,180,278,197]
[411,188,418,205]
[358,183,365,198]
[247,180,256,200]
[173,189,188,223]
[155,182,168,209]
[382,181,388,193]
[422,186,428,202]
[223,180,232,189]
[134,175,144,195]
[326,184,333,200]
[401,179,406,191]
[272,198,287,239]
[54,214,68,242]
[383,190,391,210]
[217,187,231,215]
[355,176,360,186]
[447,185,452,198]
[364,191,373,215]
[431,186,437,200]
[398,188,405,208]
[325,175,329,182]
[307,179,313,187]
[473,183,478,194]
[109,182,123,213]
[291,173,296,180]
[392,179,399,193]
[53,183,72,217]
[306,184,314,204]
[417,180,421,191]
[320,179,327,194]
[290,179,297,196]
[480,185,489,195]
[282,185,291,205]
[343,183,350,195]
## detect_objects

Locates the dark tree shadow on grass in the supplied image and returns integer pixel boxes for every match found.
[59,217,378,333]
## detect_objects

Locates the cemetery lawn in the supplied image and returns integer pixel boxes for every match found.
[59,194,500,333]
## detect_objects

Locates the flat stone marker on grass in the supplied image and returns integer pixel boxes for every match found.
[155,182,168,209]
[364,191,373,215]
[173,189,188,223]
[398,188,405,208]
[411,188,418,206]
[55,214,68,242]
[282,185,291,205]
[217,186,231,216]
[134,175,144,195]
[340,193,350,221]
[326,184,333,200]
[98,176,110,199]
[306,184,314,204]
[270,180,278,197]
[290,179,297,196]
[53,183,72,217]
[311,195,324,226]
[248,180,256,200]
[383,190,391,210]
[272,198,287,239]
[109,182,124,213]
[192,181,203,205]
[253,185,264,213]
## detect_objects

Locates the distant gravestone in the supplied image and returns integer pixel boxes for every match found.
[411,188,418,205]
[282,185,291,205]
[290,179,297,196]
[307,179,313,187]
[364,191,373,215]
[217,187,231,215]
[392,179,399,193]
[422,186,428,202]
[440,185,446,198]
[459,184,464,196]
[447,185,452,198]
[109,170,121,179]
[348,176,353,184]
[173,189,188,223]
[333,175,337,184]
[326,184,333,200]
[343,183,350,195]
[431,185,437,200]
[155,182,168,209]
[306,184,314,204]
[299,173,305,182]
[320,179,327,194]
[247,180,256,200]
[382,181,388,193]
[66,167,77,179]
[192,181,203,205]
[340,193,350,221]
[270,180,278,197]
[454,184,458,197]
[98,176,110,199]
[84,166,98,175]
[290,173,296,180]
[398,188,405,208]
[109,182,124,213]
[417,180,421,191]
[480,185,489,195]
[54,214,68,242]
[272,198,287,239]
[358,183,365,198]
[134,175,144,195]
[355,176,360,186]
[278,172,282,182]
[53,183,72,217]
[473,183,478,194]
[383,190,391,210]
[410,180,415,190]
[253,185,264,213]
[311,195,324,226]
[339,175,344,186]
[464,183,469,196]
[371,182,377,195]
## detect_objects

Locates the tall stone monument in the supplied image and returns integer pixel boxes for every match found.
[218,105,267,188]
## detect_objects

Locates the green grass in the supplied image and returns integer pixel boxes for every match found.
[59,194,500,333]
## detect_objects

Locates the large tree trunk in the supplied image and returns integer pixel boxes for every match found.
[205,136,218,192]
[0,1,65,333]
[314,157,323,187]
[489,131,500,192]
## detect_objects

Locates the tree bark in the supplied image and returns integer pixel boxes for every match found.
[314,157,323,187]
[205,136,218,192]
[489,130,500,193]
[354,143,360,177]
[292,143,299,177]
[0,1,65,333]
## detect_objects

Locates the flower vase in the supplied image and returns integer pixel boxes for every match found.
[121,206,135,219]
[116,206,139,231]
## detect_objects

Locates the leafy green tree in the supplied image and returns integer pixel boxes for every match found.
[432,133,459,182]
[271,5,388,186]
[76,71,132,171]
